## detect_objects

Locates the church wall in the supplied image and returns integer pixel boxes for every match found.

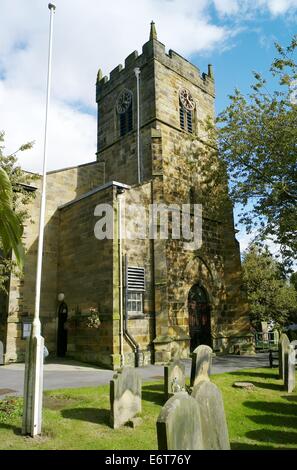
[96,45,156,185]
[3,161,104,363]
[149,51,252,358]
[116,182,155,367]
[58,185,115,368]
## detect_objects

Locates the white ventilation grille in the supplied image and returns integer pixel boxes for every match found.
[127,266,145,291]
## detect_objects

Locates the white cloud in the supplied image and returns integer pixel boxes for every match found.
[213,0,297,17]
[1,0,297,175]
[0,82,96,173]
[0,0,233,174]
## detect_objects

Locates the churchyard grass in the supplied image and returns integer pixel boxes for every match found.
[0,367,296,450]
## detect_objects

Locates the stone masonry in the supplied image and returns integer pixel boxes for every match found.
[0,24,253,367]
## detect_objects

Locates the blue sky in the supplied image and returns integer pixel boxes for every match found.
[194,13,296,115]
[0,0,296,253]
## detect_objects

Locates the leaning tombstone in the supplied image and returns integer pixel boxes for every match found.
[190,344,212,387]
[164,360,185,400]
[279,333,290,381]
[192,380,230,450]
[0,340,3,365]
[110,367,142,429]
[284,341,297,394]
[156,392,203,450]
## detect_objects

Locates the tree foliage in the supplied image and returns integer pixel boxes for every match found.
[0,167,24,267]
[242,244,297,328]
[0,132,35,293]
[217,36,297,264]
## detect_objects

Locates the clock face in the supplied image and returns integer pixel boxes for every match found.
[116,89,132,114]
[179,88,195,111]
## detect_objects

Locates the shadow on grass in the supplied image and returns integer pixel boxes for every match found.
[247,414,297,428]
[245,429,297,445]
[230,442,288,450]
[231,441,277,450]
[142,384,164,406]
[229,370,278,380]
[243,400,297,416]
[244,381,283,392]
[61,407,110,426]
[281,395,297,402]
[0,422,22,435]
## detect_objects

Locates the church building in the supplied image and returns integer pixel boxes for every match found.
[0,24,253,368]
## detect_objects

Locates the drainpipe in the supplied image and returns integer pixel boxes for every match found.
[134,67,141,185]
[124,254,141,367]
[117,191,124,367]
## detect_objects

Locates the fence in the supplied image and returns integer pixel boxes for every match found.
[254,331,279,351]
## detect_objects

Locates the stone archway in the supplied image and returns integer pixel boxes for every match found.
[188,284,211,351]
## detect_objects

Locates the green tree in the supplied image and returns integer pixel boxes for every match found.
[290,272,297,291]
[242,244,297,328]
[217,36,297,264]
[0,132,35,292]
[0,167,24,267]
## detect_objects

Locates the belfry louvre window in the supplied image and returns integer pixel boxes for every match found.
[119,106,133,136]
[180,107,193,133]
[116,89,133,137]
[127,266,145,291]
[179,88,195,134]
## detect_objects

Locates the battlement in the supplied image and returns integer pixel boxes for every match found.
[96,33,215,102]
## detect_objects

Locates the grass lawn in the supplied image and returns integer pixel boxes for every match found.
[0,367,296,450]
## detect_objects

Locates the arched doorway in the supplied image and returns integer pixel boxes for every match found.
[188,284,211,351]
[57,301,68,357]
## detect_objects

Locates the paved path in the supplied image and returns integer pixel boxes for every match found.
[0,354,269,397]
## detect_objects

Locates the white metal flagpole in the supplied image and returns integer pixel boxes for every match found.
[22,3,56,437]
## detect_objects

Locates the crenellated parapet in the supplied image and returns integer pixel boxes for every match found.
[96,26,215,102]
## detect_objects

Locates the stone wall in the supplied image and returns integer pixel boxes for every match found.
[58,184,115,368]
[3,161,104,363]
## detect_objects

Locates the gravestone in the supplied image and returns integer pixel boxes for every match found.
[284,342,297,393]
[190,345,212,387]
[192,380,230,450]
[164,360,186,400]
[110,367,142,429]
[279,334,290,381]
[156,392,203,450]
[261,321,269,342]
[0,341,3,365]
[233,382,254,390]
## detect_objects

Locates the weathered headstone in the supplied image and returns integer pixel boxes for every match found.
[233,382,254,390]
[157,392,203,450]
[0,340,3,365]
[261,321,269,342]
[284,342,297,393]
[110,367,141,429]
[164,360,185,400]
[190,344,212,387]
[273,330,279,345]
[192,380,230,450]
[279,333,290,381]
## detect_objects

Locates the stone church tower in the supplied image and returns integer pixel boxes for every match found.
[0,24,253,368]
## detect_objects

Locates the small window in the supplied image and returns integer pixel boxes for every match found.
[127,291,143,314]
